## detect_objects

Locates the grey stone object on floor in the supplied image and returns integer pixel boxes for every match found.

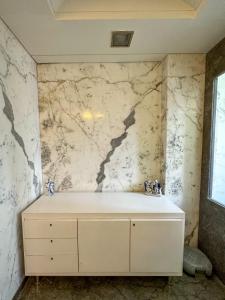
[184,245,212,276]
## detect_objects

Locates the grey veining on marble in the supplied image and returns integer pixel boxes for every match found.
[38,62,162,192]
[0,18,42,300]
[161,54,205,247]
[15,274,225,300]
[199,37,225,284]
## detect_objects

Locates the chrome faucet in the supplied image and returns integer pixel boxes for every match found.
[144,179,161,196]
[46,179,55,196]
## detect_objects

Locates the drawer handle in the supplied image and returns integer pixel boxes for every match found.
[133,223,135,227]
[51,257,53,261]
[50,240,53,243]
[50,224,52,227]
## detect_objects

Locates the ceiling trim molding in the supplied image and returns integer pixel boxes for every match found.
[47,0,206,21]
[33,53,165,63]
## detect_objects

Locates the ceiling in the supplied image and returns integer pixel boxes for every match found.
[0,0,225,63]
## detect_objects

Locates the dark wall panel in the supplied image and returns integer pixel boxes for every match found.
[199,37,225,283]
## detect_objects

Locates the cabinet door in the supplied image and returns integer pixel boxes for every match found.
[78,219,130,273]
[130,219,184,274]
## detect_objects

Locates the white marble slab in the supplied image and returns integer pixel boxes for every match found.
[161,54,205,246]
[38,62,162,192]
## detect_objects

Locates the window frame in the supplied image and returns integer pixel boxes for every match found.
[208,71,225,208]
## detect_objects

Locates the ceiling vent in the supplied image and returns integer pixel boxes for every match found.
[111,31,134,47]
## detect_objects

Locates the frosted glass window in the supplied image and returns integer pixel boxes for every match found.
[210,72,225,206]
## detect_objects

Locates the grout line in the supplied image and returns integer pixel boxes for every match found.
[214,275,225,291]
[77,219,79,272]
[129,220,131,272]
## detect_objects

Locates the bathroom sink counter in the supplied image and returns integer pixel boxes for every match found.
[22,192,185,276]
[23,192,184,219]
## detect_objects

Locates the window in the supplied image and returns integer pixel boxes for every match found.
[210,72,225,206]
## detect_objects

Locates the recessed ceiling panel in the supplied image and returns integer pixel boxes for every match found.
[47,0,205,20]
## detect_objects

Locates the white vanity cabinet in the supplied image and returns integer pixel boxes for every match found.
[22,192,185,276]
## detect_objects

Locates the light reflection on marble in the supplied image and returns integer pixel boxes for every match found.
[38,62,162,192]
[16,274,225,300]
[162,54,205,246]
[0,18,42,300]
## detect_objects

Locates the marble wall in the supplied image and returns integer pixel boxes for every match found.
[38,57,205,247]
[162,54,205,246]
[0,19,42,300]
[38,62,162,192]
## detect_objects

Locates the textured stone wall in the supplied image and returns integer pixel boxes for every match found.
[199,37,225,284]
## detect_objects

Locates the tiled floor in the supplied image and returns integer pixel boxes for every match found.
[16,274,225,300]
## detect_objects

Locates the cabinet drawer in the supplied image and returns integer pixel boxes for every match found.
[24,239,77,255]
[23,219,77,238]
[25,254,78,274]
